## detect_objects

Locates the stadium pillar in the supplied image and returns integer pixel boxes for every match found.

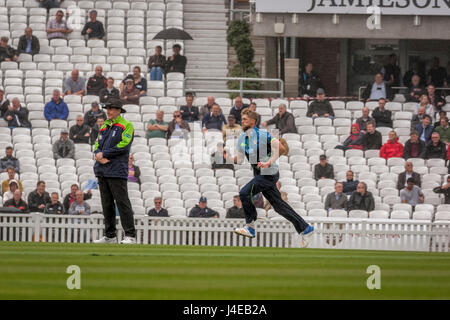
[280,37,285,94]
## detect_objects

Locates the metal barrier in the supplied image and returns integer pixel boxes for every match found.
[1,213,449,252]
[184,77,285,98]
[358,86,450,101]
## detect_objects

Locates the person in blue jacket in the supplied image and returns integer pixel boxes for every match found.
[93,98,136,245]
[44,89,69,121]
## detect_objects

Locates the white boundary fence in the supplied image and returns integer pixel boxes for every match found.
[0,213,449,252]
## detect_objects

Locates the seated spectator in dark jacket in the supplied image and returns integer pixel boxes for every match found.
[99,77,120,103]
[167,111,191,139]
[17,27,40,56]
[202,104,227,132]
[371,98,393,128]
[4,190,29,213]
[397,161,421,191]
[411,105,427,130]
[0,36,18,62]
[120,67,147,97]
[128,154,140,184]
[314,155,334,180]
[200,96,215,119]
[381,53,401,86]
[188,197,219,218]
[28,181,51,212]
[324,182,348,212]
[44,89,69,121]
[86,66,107,96]
[434,116,450,144]
[148,45,166,81]
[434,111,447,128]
[81,10,105,39]
[433,175,450,204]
[306,88,335,119]
[347,182,375,212]
[425,132,447,160]
[362,73,394,102]
[299,62,324,97]
[90,117,104,145]
[362,121,382,151]
[70,115,91,144]
[147,110,169,139]
[120,78,141,105]
[147,197,169,217]
[63,184,92,213]
[180,94,200,122]
[53,129,75,159]
[3,98,31,128]
[403,131,426,159]
[166,44,187,74]
[415,115,434,145]
[405,75,426,103]
[356,107,375,133]
[0,89,10,118]
[44,192,64,214]
[263,104,297,134]
[336,123,364,151]
[0,147,19,173]
[229,96,249,125]
[427,84,446,112]
[84,101,106,128]
[343,170,359,196]
[226,195,245,219]
[211,142,234,171]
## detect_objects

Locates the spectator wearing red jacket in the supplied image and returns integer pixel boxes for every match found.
[380,131,404,160]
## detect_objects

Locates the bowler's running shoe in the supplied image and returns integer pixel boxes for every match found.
[120,236,136,244]
[301,225,315,237]
[300,225,315,248]
[93,236,117,244]
[234,226,256,238]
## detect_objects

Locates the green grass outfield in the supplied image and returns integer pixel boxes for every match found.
[0,242,449,300]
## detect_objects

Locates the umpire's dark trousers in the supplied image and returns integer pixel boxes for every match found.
[98,177,136,238]
[239,173,309,234]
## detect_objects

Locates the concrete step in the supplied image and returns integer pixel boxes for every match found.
[184,53,228,60]
[184,22,228,30]
[184,12,227,22]
[184,4,227,13]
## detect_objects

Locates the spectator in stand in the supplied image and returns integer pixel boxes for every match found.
[229,96,248,125]
[81,10,105,40]
[427,57,447,88]
[147,197,169,217]
[361,73,394,102]
[147,110,168,139]
[416,94,435,122]
[427,84,445,112]
[265,181,288,211]
[200,96,215,118]
[52,129,75,159]
[0,147,19,173]
[64,69,85,97]
[86,66,107,96]
[3,189,28,213]
[180,93,200,122]
[400,178,424,209]
[222,114,242,141]
[188,197,219,218]
[306,88,335,119]
[372,98,393,128]
[314,155,334,180]
[46,10,72,40]
[411,105,427,129]
[434,116,450,144]
[90,117,104,145]
[403,62,426,88]
[167,110,190,139]
[148,45,166,81]
[44,192,64,214]
[226,195,245,219]
[1,167,22,193]
[299,62,323,97]
[252,192,265,209]
[356,107,375,133]
[69,115,91,144]
[434,111,447,128]
[0,89,10,119]
[0,37,18,62]
[405,75,426,103]
[27,181,51,212]
[380,131,403,160]
[362,121,382,151]
[381,54,401,86]
[403,131,426,160]
[211,142,234,171]
[324,182,348,212]
[17,27,40,56]
[120,67,147,96]
[3,98,31,129]
[166,44,187,74]
[415,115,434,145]
[433,175,450,204]
[397,161,421,191]
[38,0,63,11]
[335,123,364,151]
[343,170,359,196]
[84,101,106,128]
[347,182,375,212]
[202,103,227,133]
[262,104,297,134]
[120,78,140,105]
[248,102,261,127]
[63,184,92,213]
[69,190,91,215]
[99,77,120,104]
[425,132,447,160]
[2,180,20,203]
[128,154,140,185]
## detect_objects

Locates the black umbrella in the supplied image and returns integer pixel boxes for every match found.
[152,28,193,41]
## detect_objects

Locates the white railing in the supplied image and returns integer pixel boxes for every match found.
[1,213,449,252]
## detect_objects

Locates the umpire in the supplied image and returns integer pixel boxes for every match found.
[93,98,137,244]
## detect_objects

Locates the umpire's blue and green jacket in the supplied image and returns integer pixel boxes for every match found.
[94,115,134,179]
